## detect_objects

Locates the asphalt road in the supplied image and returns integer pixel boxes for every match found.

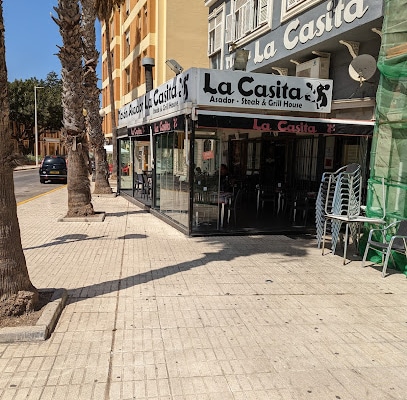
[13,167,66,204]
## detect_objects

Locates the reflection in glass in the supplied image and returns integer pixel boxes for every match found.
[155,131,189,227]
[192,138,221,232]
[119,139,132,190]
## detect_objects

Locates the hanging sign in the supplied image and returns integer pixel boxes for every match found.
[195,69,332,113]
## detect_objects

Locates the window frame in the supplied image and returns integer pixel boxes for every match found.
[280,0,322,22]
[226,0,271,44]
[208,5,224,56]
[125,67,130,93]
[124,29,130,57]
[208,6,225,57]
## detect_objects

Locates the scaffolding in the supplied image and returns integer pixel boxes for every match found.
[365,0,407,274]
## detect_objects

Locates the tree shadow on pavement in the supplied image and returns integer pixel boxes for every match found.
[67,234,315,304]
[117,234,147,240]
[23,234,107,251]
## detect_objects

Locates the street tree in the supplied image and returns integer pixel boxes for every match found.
[94,0,125,181]
[53,0,94,217]
[81,0,112,194]
[8,73,63,155]
[0,1,39,317]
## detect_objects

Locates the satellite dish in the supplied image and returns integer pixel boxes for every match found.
[349,54,377,83]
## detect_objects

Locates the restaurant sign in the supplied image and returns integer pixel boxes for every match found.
[195,69,332,113]
[129,124,149,136]
[117,68,333,128]
[151,115,185,134]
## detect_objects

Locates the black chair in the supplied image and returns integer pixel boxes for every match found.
[135,173,144,196]
[290,190,312,226]
[257,185,276,216]
[362,220,407,277]
[142,173,152,199]
[227,189,243,226]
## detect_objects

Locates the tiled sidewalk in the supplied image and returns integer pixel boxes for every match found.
[1,186,407,399]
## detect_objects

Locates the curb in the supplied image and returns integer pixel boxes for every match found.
[0,288,67,343]
[92,192,117,198]
[57,211,106,222]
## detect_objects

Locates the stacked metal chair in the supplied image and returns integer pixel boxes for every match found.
[316,164,361,253]
[315,165,354,248]
[325,164,361,255]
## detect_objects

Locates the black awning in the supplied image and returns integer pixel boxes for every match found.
[196,111,374,136]
[151,114,185,134]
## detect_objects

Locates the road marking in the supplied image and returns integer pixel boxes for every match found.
[17,185,66,206]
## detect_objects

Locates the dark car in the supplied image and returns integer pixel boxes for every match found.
[39,155,67,184]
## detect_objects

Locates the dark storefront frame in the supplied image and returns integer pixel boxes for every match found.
[117,109,374,236]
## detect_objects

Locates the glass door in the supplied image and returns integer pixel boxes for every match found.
[155,131,189,227]
[119,139,132,193]
[192,137,221,232]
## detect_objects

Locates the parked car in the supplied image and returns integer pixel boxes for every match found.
[39,155,67,184]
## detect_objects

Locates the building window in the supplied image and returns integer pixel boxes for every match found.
[142,4,147,38]
[226,0,270,43]
[208,7,223,55]
[234,0,247,41]
[135,12,141,44]
[110,18,114,40]
[210,52,222,70]
[281,0,322,21]
[125,67,130,93]
[255,0,269,26]
[124,30,130,56]
[135,56,141,87]
[125,0,130,16]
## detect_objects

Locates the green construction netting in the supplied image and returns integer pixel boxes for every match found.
[364,0,407,274]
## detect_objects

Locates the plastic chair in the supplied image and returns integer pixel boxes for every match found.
[362,220,407,277]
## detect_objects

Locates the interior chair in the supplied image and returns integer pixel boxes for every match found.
[135,173,144,196]
[142,173,152,199]
[257,185,276,216]
[227,189,243,226]
[290,190,311,226]
[362,220,407,277]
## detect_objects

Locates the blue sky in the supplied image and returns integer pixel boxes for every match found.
[3,0,101,82]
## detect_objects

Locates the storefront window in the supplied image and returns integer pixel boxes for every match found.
[192,137,222,232]
[119,139,132,192]
[128,138,152,202]
[155,131,189,227]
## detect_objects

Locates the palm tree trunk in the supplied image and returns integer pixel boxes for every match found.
[81,0,112,194]
[54,0,94,217]
[104,21,118,181]
[0,1,38,315]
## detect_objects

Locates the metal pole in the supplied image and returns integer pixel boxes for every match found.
[34,86,43,166]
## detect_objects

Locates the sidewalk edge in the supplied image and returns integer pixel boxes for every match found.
[0,288,67,343]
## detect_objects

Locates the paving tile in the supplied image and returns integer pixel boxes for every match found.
[1,187,407,400]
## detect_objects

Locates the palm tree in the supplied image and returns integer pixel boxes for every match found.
[81,0,112,194]
[0,0,39,316]
[94,0,125,181]
[53,0,94,217]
